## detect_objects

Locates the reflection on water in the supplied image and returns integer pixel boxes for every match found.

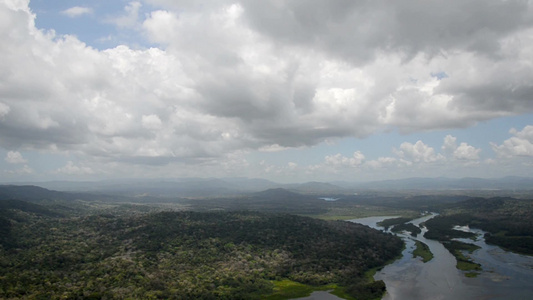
[351,214,533,300]
[348,215,399,229]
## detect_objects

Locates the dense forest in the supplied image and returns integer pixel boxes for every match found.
[0,193,402,300]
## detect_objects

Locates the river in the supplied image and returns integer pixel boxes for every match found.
[350,214,533,299]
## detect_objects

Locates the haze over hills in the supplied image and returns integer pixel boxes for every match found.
[335,176,533,191]
[4,176,533,198]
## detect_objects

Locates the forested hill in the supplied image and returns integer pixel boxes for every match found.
[0,185,116,203]
[0,210,402,299]
[0,185,76,202]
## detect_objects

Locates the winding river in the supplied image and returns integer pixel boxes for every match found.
[351,214,533,299]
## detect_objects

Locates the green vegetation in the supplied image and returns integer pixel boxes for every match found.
[0,198,403,300]
[343,280,386,300]
[265,280,318,300]
[423,214,477,241]
[412,240,433,263]
[391,223,421,237]
[426,198,533,255]
[376,217,422,237]
[485,234,533,255]
[265,280,360,300]
[378,217,412,229]
[442,241,481,277]
[423,215,483,276]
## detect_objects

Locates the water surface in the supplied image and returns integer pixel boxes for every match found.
[293,291,343,300]
[351,214,533,299]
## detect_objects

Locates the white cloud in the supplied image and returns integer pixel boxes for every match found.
[325,151,365,167]
[61,6,93,18]
[442,135,481,160]
[3,0,29,11]
[5,164,33,175]
[366,157,409,169]
[394,141,444,163]
[258,144,290,152]
[142,114,163,130]
[491,125,533,157]
[511,125,533,141]
[1,0,533,180]
[288,162,297,170]
[454,143,481,160]
[106,1,142,28]
[5,151,27,164]
[55,161,94,175]
[442,135,458,156]
[142,10,179,44]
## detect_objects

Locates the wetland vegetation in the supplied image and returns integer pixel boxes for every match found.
[412,241,433,263]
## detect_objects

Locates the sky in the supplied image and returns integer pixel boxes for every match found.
[0,0,532,183]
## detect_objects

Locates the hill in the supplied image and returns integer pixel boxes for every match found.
[0,185,120,203]
[180,188,331,215]
[11,176,533,199]
[338,176,533,191]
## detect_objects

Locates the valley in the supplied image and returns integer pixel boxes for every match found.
[1,180,533,299]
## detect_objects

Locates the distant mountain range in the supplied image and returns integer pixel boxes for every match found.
[3,176,533,198]
[335,176,533,191]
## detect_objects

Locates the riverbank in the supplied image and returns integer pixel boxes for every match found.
[412,240,433,262]
[352,213,533,300]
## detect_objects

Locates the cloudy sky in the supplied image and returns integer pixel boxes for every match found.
[1,0,532,183]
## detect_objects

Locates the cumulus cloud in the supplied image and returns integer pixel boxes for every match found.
[454,143,481,160]
[365,157,410,169]
[5,151,27,164]
[5,164,33,175]
[142,10,179,44]
[1,0,533,180]
[491,125,533,157]
[442,135,458,156]
[55,161,94,175]
[512,125,533,141]
[298,128,527,181]
[106,1,142,28]
[325,151,365,167]
[61,6,93,18]
[394,141,444,163]
[442,135,481,160]
[361,136,482,173]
